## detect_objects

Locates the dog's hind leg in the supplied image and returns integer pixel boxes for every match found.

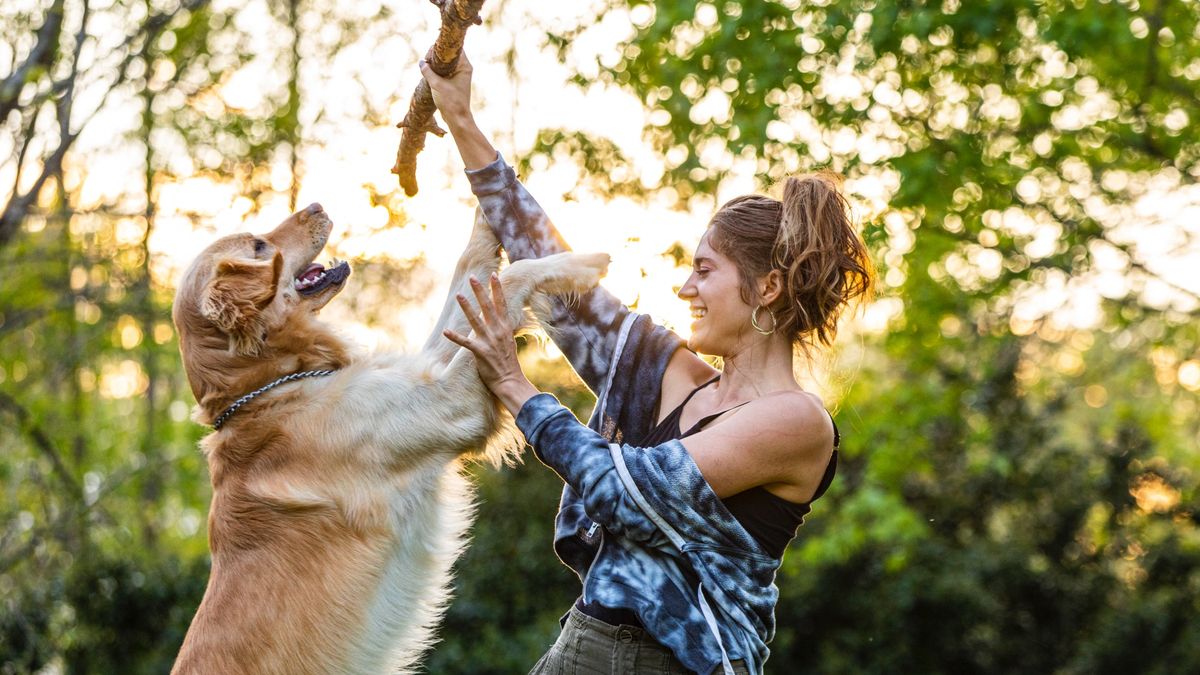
[421,208,502,364]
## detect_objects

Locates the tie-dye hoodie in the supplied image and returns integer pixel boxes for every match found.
[467,154,779,675]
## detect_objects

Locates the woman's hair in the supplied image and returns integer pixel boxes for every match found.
[706,172,875,350]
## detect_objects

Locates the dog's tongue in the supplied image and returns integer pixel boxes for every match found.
[297,263,325,283]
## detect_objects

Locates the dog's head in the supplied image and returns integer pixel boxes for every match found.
[173,203,352,415]
[175,203,350,356]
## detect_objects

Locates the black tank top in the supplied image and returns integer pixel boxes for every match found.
[641,376,839,559]
[576,376,839,629]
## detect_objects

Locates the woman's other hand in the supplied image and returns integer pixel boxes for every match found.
[421,53,473,123]
[444,274,541,415]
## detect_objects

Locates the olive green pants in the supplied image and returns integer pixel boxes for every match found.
[528,606,751,675]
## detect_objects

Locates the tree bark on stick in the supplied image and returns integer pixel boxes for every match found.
[391,0,486,196]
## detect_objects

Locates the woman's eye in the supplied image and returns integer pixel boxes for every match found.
[253,239,268,255]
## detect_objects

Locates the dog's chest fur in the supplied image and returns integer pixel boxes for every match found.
[350,463,476,673]
[199,375,484,674]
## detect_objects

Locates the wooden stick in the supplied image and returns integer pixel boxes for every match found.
[392,0,485,196]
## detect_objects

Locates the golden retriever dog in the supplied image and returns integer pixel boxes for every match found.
[170,202,608,674]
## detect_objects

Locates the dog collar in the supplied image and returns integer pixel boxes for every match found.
[212,369,337,430]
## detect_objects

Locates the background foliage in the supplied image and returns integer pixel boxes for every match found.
[2,0,1198,673]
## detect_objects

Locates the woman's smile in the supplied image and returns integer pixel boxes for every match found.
[678,235,755,356]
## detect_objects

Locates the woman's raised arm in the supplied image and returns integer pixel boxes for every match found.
[423,55,641,394]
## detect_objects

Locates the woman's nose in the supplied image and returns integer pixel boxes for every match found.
[677,275,696,299]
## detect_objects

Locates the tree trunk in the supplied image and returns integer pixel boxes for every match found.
[138,47,162,548]
[286,0,303,211]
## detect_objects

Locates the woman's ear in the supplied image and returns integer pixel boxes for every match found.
[758,269,784,306]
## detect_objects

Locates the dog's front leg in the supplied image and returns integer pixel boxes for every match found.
[421,208,501,365]
[425,250,612,449]
[355,250,609,463]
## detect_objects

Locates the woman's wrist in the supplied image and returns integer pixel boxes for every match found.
[493,376,540,417]
[439,105,474,127]
[444,116,498,171]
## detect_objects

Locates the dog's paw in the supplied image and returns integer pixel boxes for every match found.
[504,251,610,299]
[570,252,611,288]
[545,252,609,296]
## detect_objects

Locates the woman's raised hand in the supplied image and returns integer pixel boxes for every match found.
[420,51,496,169]
[420,52,474,123]
[443,274,540,415]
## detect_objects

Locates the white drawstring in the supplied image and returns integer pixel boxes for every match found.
[697,584,737,675]
[609,442,738,675]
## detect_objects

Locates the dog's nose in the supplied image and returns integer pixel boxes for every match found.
[305,202,323,215]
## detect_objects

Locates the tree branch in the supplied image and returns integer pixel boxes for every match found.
[0,390,82,499]
[0,0,208,249]
[391,0,486,196]
[0,0,66,123]
[9,99,42,202]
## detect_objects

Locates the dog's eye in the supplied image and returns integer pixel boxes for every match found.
[253,238,268,255]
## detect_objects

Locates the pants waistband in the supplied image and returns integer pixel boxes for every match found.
[574,595,645,630]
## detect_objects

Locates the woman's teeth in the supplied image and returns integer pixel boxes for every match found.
[691,308,707,319]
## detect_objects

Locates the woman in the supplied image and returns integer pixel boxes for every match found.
[424,56,874,675]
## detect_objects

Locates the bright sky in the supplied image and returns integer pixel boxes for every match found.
[15,0,1200,388]
[135,0,766,353]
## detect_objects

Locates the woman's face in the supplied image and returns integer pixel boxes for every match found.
[677,233,755,356]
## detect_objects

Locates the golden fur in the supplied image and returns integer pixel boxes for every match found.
[170,204,607,674]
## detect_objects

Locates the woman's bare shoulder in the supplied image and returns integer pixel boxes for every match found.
[760,390,833,450]
[657,347,718,418]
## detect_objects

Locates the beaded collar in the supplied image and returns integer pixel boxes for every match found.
[212,369,336,430]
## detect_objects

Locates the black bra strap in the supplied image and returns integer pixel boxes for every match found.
[681,399,753,438]
[680,375,720,407]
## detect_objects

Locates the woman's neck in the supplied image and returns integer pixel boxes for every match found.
[713,332,800,403]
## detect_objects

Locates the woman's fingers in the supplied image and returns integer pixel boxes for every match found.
[451,54,473,81]
[469,276,501,327]
[442,327,471,350]
[489,273,509,319]
[454,275,516,373]
[456,292,486,336]
[418,59,440,84]
[420,56,471,86]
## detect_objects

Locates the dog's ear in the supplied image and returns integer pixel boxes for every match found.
[201,252,284,356]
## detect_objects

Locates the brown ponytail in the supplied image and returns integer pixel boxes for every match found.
[707,172,875,350]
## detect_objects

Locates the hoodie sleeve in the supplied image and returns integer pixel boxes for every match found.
[517,393,659,543]
[518,393,762,555]
[466,154,629,394]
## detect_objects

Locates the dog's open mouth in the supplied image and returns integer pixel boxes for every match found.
[294,259,351,295]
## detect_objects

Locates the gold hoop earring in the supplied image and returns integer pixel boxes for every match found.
[751,305,777,336]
